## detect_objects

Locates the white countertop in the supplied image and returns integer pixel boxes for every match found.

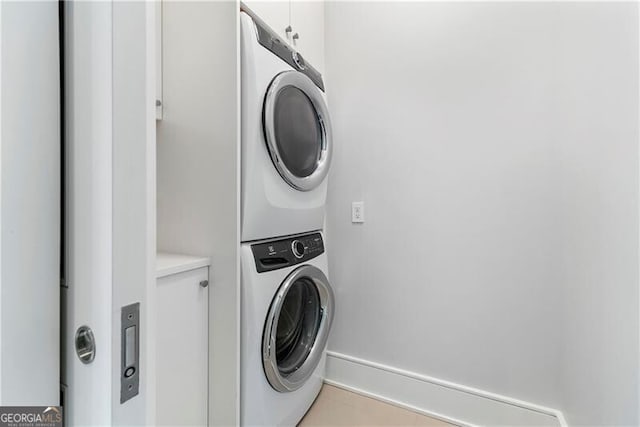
[157,252,211,278]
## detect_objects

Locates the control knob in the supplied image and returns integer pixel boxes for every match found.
[292,240,305,259]
[292,51,306,71]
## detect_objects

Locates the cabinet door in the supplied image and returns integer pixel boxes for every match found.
[156,267,209,426]
[291,0,325,74]
[155,0,163,120]
[244,1,291,43]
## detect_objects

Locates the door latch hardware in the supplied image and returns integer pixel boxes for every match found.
[75,325,96,364]
[120,303,140,403]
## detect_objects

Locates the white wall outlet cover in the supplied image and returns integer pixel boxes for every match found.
[352,201,364,223]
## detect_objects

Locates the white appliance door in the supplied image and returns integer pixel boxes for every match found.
[262,264,334,392]
[263,71,332,192]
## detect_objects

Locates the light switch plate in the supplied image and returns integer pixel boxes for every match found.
[352,202,364,223]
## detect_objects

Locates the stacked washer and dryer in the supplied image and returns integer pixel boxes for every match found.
[240,5,336,427]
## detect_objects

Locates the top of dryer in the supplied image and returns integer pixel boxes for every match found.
[240,5,325,91]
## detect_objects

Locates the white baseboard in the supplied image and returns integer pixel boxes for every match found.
[325,351,567,427]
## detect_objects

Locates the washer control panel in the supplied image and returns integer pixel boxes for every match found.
[252,232,324,273]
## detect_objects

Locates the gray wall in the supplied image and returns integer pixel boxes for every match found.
[0,1,60,405]
[324,2,638,425]
[157,2,240,424]
[555,4,639,425]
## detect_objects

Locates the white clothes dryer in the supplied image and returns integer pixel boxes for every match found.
[240,9,332,242]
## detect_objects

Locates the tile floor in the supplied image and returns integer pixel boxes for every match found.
[298,385,454,426]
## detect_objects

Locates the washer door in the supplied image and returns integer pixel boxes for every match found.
[263,71,332,192]
[263,265,335,392]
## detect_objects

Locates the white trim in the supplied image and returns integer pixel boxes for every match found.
[326,351,567,427]
[234,3,243,424]
[555,411,569,427]
[0,0,4,404]
[145,1,158,424]
[637,4,640,425]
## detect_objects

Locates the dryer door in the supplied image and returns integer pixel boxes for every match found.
[263,71,332,192]
[263,264,335,392]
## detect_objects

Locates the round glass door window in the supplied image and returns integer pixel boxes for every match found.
[273,87,323,178]
[263,71,332,192]
[275,278,321,374]
[263,265,335,392]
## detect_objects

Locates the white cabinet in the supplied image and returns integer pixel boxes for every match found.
[290,0,325,73]
[244,0,325,73]
[156,254,210,426]
[155,0,163,120]
[155,0,162,119]
[244,1,290,43]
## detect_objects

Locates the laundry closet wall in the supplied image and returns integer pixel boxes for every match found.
[324,2,639,425]
[156,2,240,425]
[0,1,60,404]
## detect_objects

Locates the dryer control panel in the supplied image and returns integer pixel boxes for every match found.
[242,10,325,92]
[251,232,324,273]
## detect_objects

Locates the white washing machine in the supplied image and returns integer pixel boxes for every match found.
[241,232,335,426]
[241,8,333,242]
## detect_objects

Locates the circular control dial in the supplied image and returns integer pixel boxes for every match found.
[292,240,305,259]
[292,51,306,71]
